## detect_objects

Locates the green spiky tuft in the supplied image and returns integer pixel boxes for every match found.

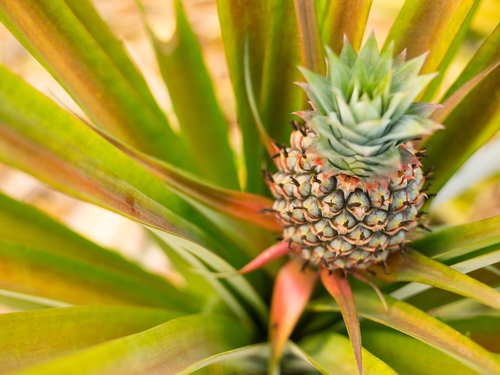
[295,33,443,185]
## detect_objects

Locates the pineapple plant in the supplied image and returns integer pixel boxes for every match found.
[0,0,499,374]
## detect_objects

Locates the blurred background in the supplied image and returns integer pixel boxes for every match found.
[0,0,499,312]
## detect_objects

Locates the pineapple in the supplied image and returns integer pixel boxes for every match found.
[266,35,442,272]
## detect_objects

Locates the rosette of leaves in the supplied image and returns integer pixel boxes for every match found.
[0,0,499,374]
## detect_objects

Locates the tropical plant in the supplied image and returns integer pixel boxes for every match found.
[0,0,500,374]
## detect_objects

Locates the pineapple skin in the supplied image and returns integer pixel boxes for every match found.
[268,126,428,271]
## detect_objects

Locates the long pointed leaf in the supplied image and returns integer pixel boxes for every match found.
[138,0,239,189]
[297,331,397,375]
[444,22,500,99]
[369,251,500,311]
[0,0,189,167]
[362,328,482,375]
[12,314,253,375]
[322,0,373,54]
[0,191,179,291]
[383,0,476,74]
[260,0,301,144]
[0,306,182,374]
[423,29,500,192]
[89,125,281,232]
[448,317,500,354]
[0,65,253,272]
[309,289,500,375]
[413,215,500,262]
[0,239,198,311]
[216,0,269,193]
[321,269,363,375]
[269,259,318,373]
[295,0,326,75]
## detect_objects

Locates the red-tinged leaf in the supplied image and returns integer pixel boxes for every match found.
[444,23,500,99]
[0,306,182,374]
[428,59,500,124]
[322,0,373,54]
[11,314,253,375]
[295,0,326,75]
[216,0,269,193]
[383,0,476,74]
[137,0,239,189]
[309,289,500,375]
[240,242,291,275]
[0,65,258,274]
[0,0,190,168]
[92,125,282,232]
[260,0,302,144]
[321,269,363,375]
[269,259,318,373]
[368,251,500,311]
[413,215,500,262]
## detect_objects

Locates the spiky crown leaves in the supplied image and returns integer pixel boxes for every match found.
[295,33,443,184]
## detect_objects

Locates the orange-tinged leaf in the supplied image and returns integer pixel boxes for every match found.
[383,0,476,74]
[93,126,281,232]
[295,0,325,75]
[269,259,318,373]
[321,269,363,375]
[322,0,373,54]
[310,289,500,375]
[368,251,500,311]
[0,0,189,168]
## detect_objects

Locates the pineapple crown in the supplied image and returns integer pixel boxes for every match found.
[295,33,443,185]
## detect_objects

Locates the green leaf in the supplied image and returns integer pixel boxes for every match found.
[0,65,250,270]
[309,289,500,375]
[0,289,69,311]
[423,30,500,192]
[297,331,397,375]
[260,0,302,144]
[151,230,260,326]
[413,215,500,262]
[0,305,182,374]
[295,0,326,75]
[444,22,500,99]
[216,0,269,193]
[13,314,253,375]
[370,251,500,311]
[383,0,476,74]
[362,328,482,375]
[90,127,281,232]
[447,316,500,353]
[0,191,179,291]
[179,343,269,375]
[0,239,198,311]
[137,0,239,189]
[421,0,481,101]
[322,0,373,54]
[0,0,189,167]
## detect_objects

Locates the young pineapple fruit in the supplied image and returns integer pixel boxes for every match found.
[266,35,443,272]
